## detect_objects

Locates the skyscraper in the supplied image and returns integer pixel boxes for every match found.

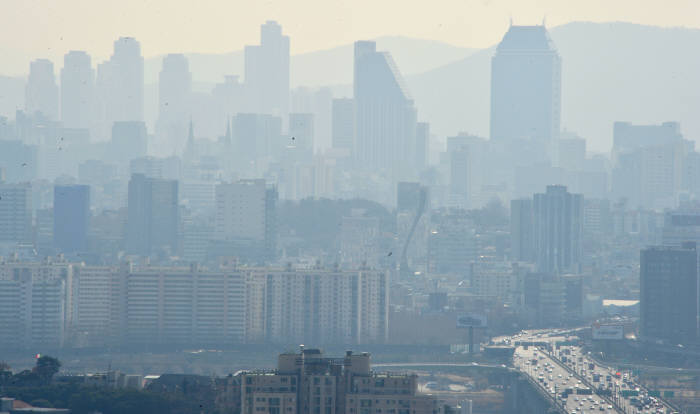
[331,98,354,151]
[214,179,277,261]
[61,51,94,129]
[126,173,179,256]
[640,242,698,345]
[533,185,583,273]
[353,41,417,179]
[449,146,470,208]
[156,53,192,154]
[611,121,689,209]
[231,113,283,165]
[244,21,290,119]
[25,59,59,120]
[415,122,430,171]
[110,121,148,165]
[490,25,561,143]
[288,112,314,153]
[97,37,144,129]
[0,182,32,244]
[53,184,90,253]
[510,199,534,262]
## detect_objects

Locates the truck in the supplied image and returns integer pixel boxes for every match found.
[577,388,593,395]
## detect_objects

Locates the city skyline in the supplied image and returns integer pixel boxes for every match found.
[2,0,700,75]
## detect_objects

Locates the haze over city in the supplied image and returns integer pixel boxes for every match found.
[0,1,700,413]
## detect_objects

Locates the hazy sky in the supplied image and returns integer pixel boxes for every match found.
[1,0,699,63]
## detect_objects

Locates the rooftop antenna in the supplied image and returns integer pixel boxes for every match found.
[542,15,547,27]
[509,16,513,27]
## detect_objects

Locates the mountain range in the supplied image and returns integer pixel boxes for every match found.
[143,36,476,88]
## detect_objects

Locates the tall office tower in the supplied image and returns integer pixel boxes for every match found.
[98,37,144,127]
[231,113,283,164]
[556,133,586,170]
[25,59,59,120]
[510,199,534,262]
[427,210,477,274]
[583,198,611,237]
[288,112,314,153]
[661,209,700,247]
[156,54,192,154]
[53,185,90,253]
[214,179,277,261]
[129,155,182,181]
[523,272,566,327]
[0,140,38,183]
[490,25,561,143]
[212,75,245,125]
[110,121,148,165]
[331,98,354,151]
[533,185,583,274]
[640,243,698,345]
[471,258,517,301]
[126,173,179,256]
[449,146,470,208]
[0,182,32,244]
[611,121,690,209]
[61,51,94,129]
[244,21,290,119]
[415,122,430,171]
[290,87,333,152]
[354,41,417,179]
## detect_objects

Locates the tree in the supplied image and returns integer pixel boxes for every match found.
[34,356,61,384]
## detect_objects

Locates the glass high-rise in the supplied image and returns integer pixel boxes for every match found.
[490,25,561,143]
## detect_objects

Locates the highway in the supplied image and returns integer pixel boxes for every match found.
[514,342,616,413]
[503,330,680,414]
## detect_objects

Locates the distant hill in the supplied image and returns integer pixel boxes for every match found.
[144,36,476,88]
[407,22,700,152]
[290,36,475,89]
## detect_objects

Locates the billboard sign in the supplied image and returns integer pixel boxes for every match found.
[457,313,487,328]
[592,324,624,340]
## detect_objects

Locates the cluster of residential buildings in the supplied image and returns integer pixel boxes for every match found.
[0,258,388,349]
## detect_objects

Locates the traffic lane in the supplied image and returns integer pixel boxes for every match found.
[556,347,674,414]
[537,347,621,413]
[515,347,615,413]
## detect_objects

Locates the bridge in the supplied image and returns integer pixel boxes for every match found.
[372,361,568,414]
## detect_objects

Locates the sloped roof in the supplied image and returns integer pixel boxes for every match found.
[497,25,557,52]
